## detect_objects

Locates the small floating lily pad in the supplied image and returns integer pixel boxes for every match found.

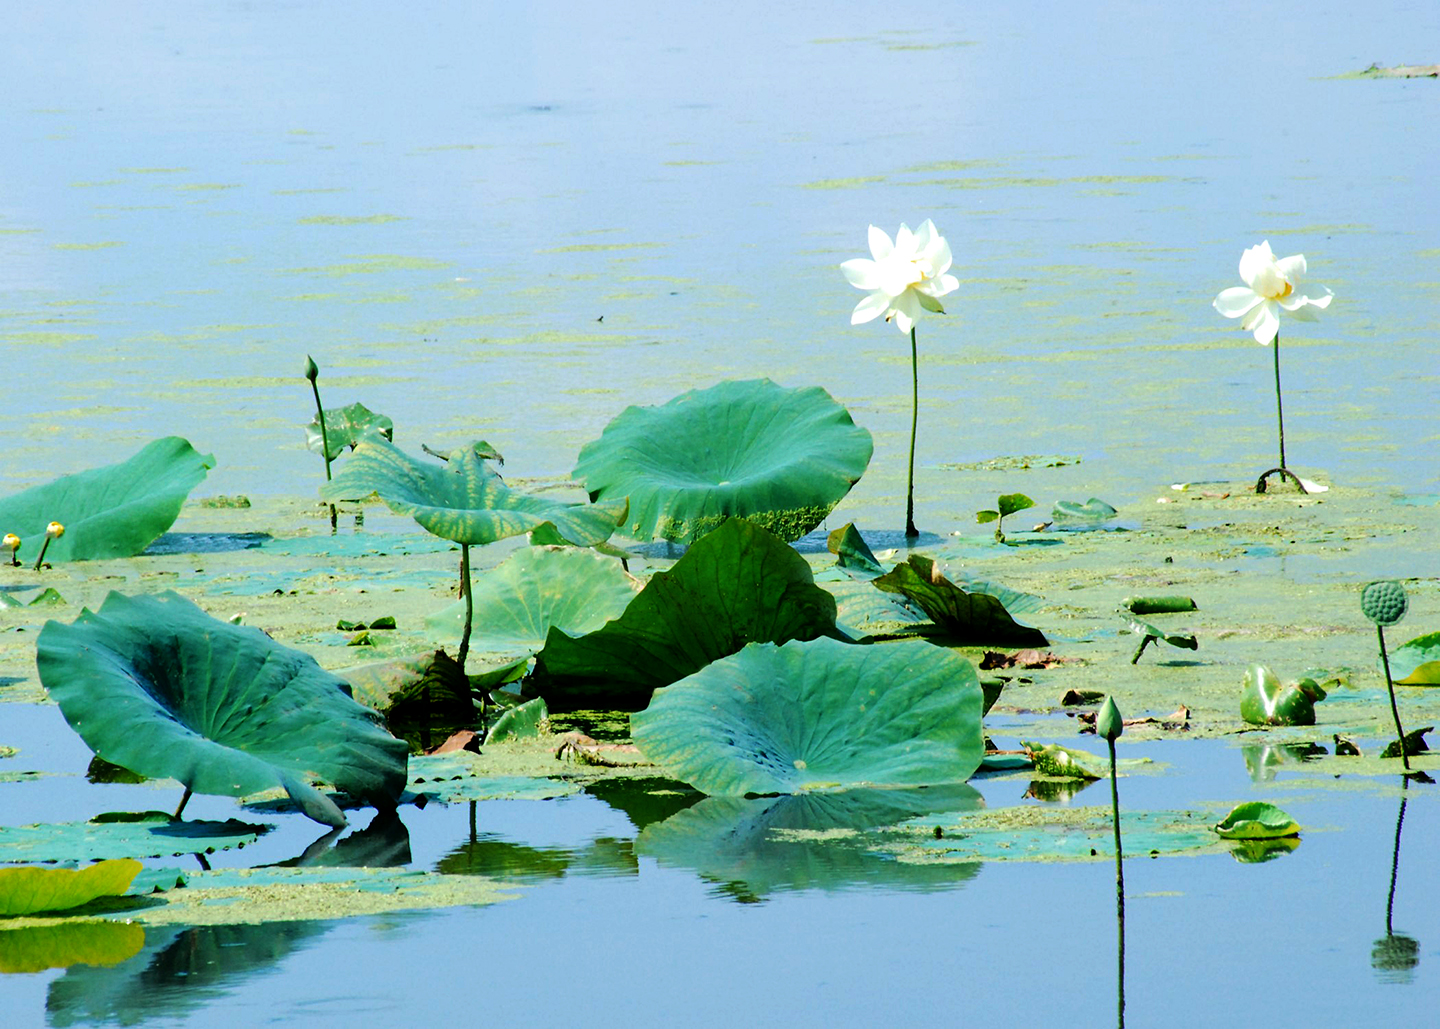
[1214,802,1300,839]
[407,755,579,802]
[0,816,269,863]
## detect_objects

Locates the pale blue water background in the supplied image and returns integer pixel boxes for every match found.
[3,2,1440,1025]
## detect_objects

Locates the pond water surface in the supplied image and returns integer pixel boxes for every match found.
[2,2,1439,1025]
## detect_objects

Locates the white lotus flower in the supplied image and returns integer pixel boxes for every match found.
[841,220,959,334]
[1213,240,1332,345]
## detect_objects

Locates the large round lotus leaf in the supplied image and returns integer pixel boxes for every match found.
[0,437,214,563]
[572,378,873,544]
[529,519,839,710]
[631,637,984,796]
[425,546,637,657]
[0,859,141,916]
[321,438,625,547]
[36,591,410,829]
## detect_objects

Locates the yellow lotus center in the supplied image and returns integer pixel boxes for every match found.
[1266,280,1294,301]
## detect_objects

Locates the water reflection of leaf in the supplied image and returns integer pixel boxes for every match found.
[277,811,412,869]
[46,921,328,1026]
[636,786,984,902]
[1229,837,1301,863]
[0,920,144,974]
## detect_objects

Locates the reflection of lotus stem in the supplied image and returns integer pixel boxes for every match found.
[1272,329,1287,471]
[905,327,919,539]
[1377,624,1410,772]
[1386,777,1408,936]
[1109,736,1126,1028]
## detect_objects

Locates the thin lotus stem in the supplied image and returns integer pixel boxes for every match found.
[1386,777,1408,936]
[32,537,52,572]
[173,786,193,820]
[458,543,473,671]
[905,326,919,538]
[1378,624,1410,771]
[308,364,338,530]
[1130,635,1151,664]
[1109,736,1125,1029]
[1271,329,1287,472]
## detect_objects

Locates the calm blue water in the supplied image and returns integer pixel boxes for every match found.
[3,2,1439,1024]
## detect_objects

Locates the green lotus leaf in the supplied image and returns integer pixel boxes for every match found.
[529,519,839,710]
[305,402,394,461]
[0,816,268,863]
[572,378,873,544]
[631,637,984,796]
[997,493,1034,518]
[36,591,410,829]
[484,697,550,744]
[426,546,637,658]
[0,920,146,974]
[0,437,214,563]
[635,786,983,900]
[1123,612,1198,659]
[407,754,579,803]
[871,555,1048,647]
[826,522,885,577]
[0,859,142,917]
[1052,497,1118,522]
[1213,801,1300,839]
[321,437,625,547]
[1389,631,1440,685]
[1380,726,1431,759]
[1240,664,1327,726]
[1023,741,1104,780]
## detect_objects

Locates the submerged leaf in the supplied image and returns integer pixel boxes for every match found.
[305,402,394,461]
[1213,802,1300,839]
[37,592,409,828]
[529,519,838,710]
[572,378,873,543]
[872,555,1047,646]
[0,859,142,917]
[631,637,985,796]
[322,438,625,547]
[0,437,214,563]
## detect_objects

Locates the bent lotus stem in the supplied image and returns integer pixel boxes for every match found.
[33,522,63,572]
[905,326,919,538]
[1377,624,1411,772]
[173,785,193,820]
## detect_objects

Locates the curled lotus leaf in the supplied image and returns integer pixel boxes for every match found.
[0,437,214,563]
[572,378,873,544]
[1213,801,1300,839]
[872,555,1047,647]
[36,591,409,829]
[305,402,394,461]
[0,859,142,917]
[1240,664,1327,726]
[631,637,985,796]
[1389,631,1440,685]
[322,437,625,547]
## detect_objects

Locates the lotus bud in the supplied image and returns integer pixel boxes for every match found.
[304,355,319,382]
[1097,695,1124,742]
[33,521,65,571]
[3,533,19,566]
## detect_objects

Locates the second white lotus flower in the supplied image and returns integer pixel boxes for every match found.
[1213,240,1332,345]
[841,220,959,334]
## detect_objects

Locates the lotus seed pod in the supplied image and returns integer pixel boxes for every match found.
[1097,695,1123,742]
[1361,580,1408,626]
[2,533,17,551]
[304,355,319,382]
[45,522,64,539]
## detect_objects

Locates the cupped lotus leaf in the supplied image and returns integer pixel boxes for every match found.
[305,402,394,461]
[36,591,410,829]
[0,920,146,974]
[0,860,142,917]
[1240,664,1327,726]
[0,437,214,563]
[635,786,983,900]
[1213,801,1301,839]
[872,555,1047,647]
[321,438,625,547]
[572,378,873,544]
[0,816,267,863]
[631,637,984,796]
[1023,741,1104,780]
[1389,631,1440,685]
[426,546,637,657]
[529,519,839,710]
[1122,595,1197,615]
[826,522,885,577]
